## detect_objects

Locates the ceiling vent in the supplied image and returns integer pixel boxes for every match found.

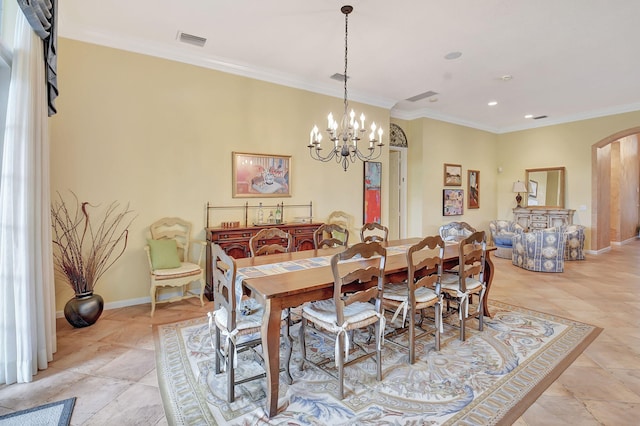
[330,73,349,81]
[533,115,548,120]
[177,31,207,47]
[406,90,438,102]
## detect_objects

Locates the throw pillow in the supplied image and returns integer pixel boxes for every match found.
[148,239,181,269]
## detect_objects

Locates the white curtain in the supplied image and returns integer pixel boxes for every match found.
[0,11,56,384]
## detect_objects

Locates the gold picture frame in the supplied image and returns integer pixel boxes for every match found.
[468,169,480,209]
[444,163,462,186]
[232,152,291,198]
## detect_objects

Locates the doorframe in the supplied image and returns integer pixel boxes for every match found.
[591,126,640,252]
[389,146,408,238]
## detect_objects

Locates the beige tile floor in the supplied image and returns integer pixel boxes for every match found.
[0,239,638,425]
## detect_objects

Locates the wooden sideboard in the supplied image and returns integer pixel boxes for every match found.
[513,207,575,230]
[204,222,322,300]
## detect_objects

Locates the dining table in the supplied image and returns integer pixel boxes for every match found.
[235,238,496,418]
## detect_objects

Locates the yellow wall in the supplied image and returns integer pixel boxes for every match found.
[51,38,640,310]
[51,38,389,310]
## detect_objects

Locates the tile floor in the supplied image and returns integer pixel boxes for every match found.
[0,239,638,425]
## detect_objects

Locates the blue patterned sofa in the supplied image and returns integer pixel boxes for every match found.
[512,227,566,272]
[489,220,522,259]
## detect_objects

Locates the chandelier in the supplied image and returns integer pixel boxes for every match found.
[307,5,384,172]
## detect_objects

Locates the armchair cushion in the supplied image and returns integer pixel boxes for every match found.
[147,238,181,270]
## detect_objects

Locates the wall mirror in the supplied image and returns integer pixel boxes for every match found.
[525,167,565,208]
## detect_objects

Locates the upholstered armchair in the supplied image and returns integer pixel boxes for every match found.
[489,220,522,259]
[563,225,586,260]
[512,227,566,272]
[438,221,476,242]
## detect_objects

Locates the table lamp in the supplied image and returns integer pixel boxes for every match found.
[512,180,528,208]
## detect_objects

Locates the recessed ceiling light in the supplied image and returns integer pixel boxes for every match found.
[500,75,513,81]
[524,114,533,119]
[488,101,498,106]
[429,97,439,102]
[444,51,462,60]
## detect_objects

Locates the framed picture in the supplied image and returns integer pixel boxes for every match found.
[444,163,462,186]
[363,161,382,223]
[468,170,480,209]
[529,179,538,198]
[232,152,291,198]
[443,189,464,216]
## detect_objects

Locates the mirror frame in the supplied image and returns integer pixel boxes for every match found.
[525,167,566,208]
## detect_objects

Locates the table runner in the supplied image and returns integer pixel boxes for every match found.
[233,244,414,305]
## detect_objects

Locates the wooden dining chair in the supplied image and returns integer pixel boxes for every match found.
[440,231,487,341]
[360,222,389,243]
[208,244,292,403]
[249,227,292,257]
[382,235,444,363]
[313,223,349,249]
[298,241,386,399]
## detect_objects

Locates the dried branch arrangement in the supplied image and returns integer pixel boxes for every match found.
[51,192,136,295]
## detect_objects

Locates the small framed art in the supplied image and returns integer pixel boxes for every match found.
[444,163,462,186]
[232,152,291,198]
[443,189,464,216]
[468,169,480,209]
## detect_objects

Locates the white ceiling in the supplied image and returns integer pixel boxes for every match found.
[58,0,640,134]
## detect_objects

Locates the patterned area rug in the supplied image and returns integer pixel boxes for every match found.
[154,301,601,425]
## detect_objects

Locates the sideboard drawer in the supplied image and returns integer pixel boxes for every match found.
[212,230,253,241]
[530,222,547,229]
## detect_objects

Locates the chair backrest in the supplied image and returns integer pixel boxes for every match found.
[314,223,349,249]
[489,220,517,237]
[457,231,486,292]
[249,227,292,257]
[211,243,239,330]
[360,222,389,243]
[330,241,386,326]
[439,221,476,242]
[150,217,192,261]
[407,235,444,294]
[327,210,354,242]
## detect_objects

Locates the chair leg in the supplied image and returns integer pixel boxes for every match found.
[298,317,307,370]
[337,332,345,399]
[478,293,484,332]
[459,299,466,341]
[198,279,205,307]
[150,286,157,317]
[375,321,382,381]
[434,303,441,351]
[214,327,222,374]
[227,338,235,403]
[282,322,293,385]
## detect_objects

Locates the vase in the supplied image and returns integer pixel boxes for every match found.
[64,292,104,328]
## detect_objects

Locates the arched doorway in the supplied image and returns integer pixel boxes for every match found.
[591,126,640,251]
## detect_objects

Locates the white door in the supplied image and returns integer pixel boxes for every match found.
[388,147,407,239]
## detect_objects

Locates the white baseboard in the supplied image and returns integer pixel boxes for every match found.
[585,246,611,255]
[56,296,152,318]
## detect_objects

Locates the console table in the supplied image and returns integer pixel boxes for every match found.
[513,207,575,230]
[204,222,322,300]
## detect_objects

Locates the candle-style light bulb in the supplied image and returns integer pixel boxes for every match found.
[360,113,365,129]
[377,127,383,144]
[327,113,333,129]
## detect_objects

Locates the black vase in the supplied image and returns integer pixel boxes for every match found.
[64,292,104,328]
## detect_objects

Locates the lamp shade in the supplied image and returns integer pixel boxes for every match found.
[512,181,528,193]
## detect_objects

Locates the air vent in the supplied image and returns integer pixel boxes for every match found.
[533,115,548,120]
[177,31,207,47]
[406,91,439,102]
[330,73,348,81]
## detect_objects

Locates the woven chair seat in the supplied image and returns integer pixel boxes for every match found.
[213,301,288,336]
[302,299,379,332]
[384,283,438,304]
[154,262,201,279]
[441,274,483,293]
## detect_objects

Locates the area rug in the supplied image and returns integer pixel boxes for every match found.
[154,301,601,425]
[0,397,75,426]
